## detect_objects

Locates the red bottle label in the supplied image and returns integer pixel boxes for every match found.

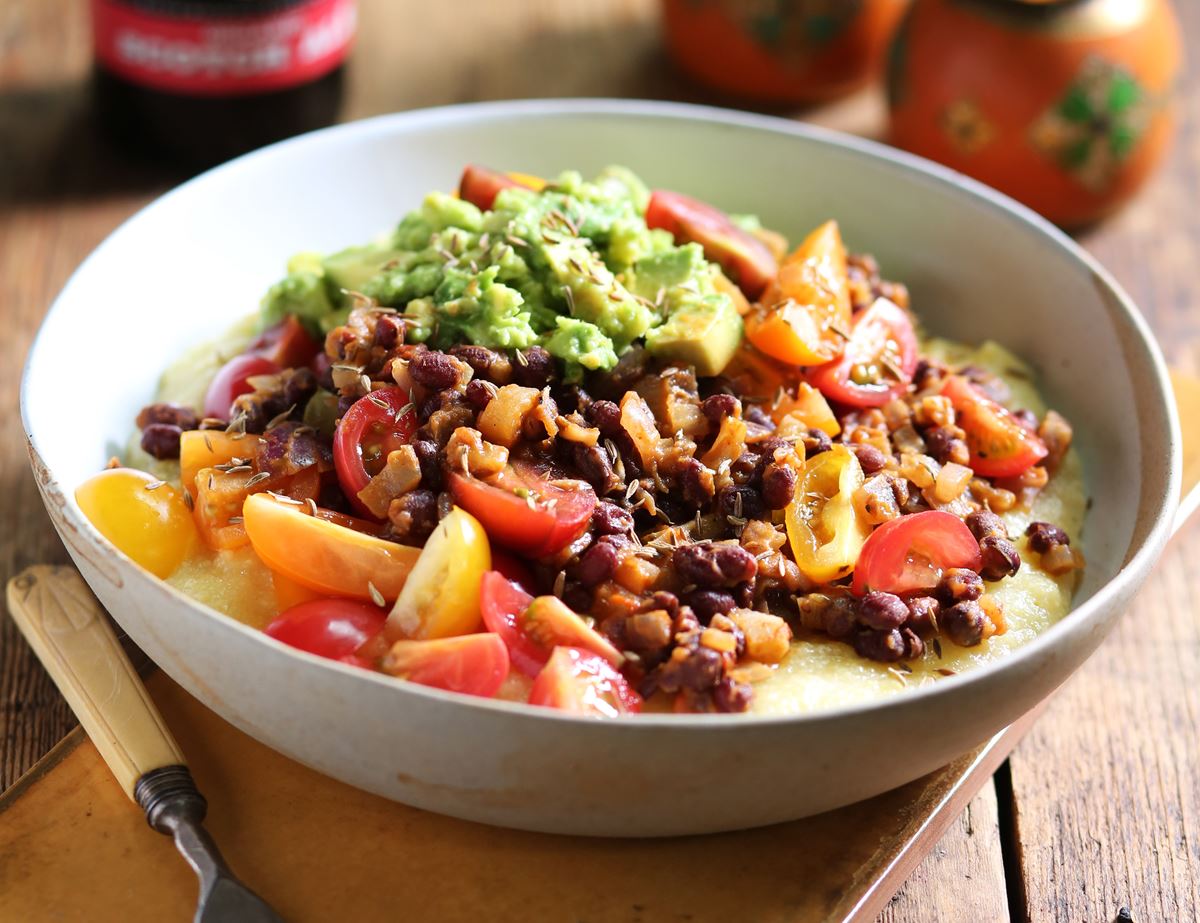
[92,0,356,96]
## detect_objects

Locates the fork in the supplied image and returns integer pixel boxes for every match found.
[6,566,283,923]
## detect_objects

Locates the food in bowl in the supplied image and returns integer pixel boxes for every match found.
[76,165,1086,717]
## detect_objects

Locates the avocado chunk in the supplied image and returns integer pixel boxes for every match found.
[323,243,406,295]
[644,294,743,377]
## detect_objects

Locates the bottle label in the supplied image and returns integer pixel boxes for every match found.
[92,0,356,96]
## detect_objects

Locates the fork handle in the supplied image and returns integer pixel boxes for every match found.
[5,565,186,799]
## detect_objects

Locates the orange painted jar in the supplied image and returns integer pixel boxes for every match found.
[662,0,911,105]
[887,0,1182,227]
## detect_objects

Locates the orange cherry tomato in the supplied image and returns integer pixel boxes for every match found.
[940,375,1048,478]
[75,468,196,579]
[747,220,852,366]
[243,493,420,601]
[192,465,319,551]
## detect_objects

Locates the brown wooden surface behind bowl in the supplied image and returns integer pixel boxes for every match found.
[1,1,1198,920]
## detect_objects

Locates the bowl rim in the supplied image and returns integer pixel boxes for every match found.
[23,97,1183,729]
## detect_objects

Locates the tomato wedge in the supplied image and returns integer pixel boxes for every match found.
[265,599,387,669]
[382,634,510,698]
[250,315,321,369]
[458,165,543,211]
[203,353,280,420]
[333,387,418,518]
[746,220,853,367]
[852,510,982,596]
[805,298,918,408]
[529,647,642,717]
[243,492,420,601]
[449,461,596,558]
[940,376,1048,478]
[479,570,545,677]
[645,189,777,299]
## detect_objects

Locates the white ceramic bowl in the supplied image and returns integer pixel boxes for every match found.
[23,100,1181,836]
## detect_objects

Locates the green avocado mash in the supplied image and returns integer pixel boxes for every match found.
[260,167,745,378]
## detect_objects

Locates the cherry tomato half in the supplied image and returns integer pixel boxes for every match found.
[250,315,321,369]
[458,165,541,211]
[940,375,1048,478]
[264,598,387,668]
[852,510,982,596]
[203,353,280,420]
[805,298,919,408]
[645,190,777,300]
[383,633,510,698]
[529,647,642,717]
[479,570,545,677]
[449,461,596,558]
[332,387,418,518]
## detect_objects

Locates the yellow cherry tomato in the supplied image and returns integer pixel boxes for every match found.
[785,445,871,583]
[747,220,852,367]
[179,429,251,498]
[75,468,197,579]
[386,507,491,641]
[243,492,420,601]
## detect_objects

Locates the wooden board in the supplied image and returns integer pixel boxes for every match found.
[0,671,1040,923]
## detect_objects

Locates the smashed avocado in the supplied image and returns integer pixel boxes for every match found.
[260,166,745,378]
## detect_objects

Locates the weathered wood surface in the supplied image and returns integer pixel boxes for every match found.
[1,1,1197,920]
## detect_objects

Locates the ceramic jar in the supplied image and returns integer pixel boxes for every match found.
[662,0,910,105]
[887,0,1182,227]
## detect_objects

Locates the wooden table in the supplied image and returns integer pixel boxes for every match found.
[1,2,1197,920]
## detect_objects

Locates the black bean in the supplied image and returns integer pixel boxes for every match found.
[647,591,680,618]
[568,441,621,494]
[943,600,987,647]
[850,443,888,474]
[585,399,623,436]
[1025,521,1070,553]
[900,627,925,660]
[966,509,1008,542]
[412,439,442,491]
[712,677,753,713]
[387,488,438,544]
[701,393,741,425]
[824,596,859,639]
[281,367,318,410]
[859,591,910,630]
[906,596,941,635]
[673,542,758,587]
[802,428,833,458]
[923,426,969,466]
[373,315,404,350]
[592,501,634,535]
[853,628,907,663]
[743,404,774,430]
[716,484,766,522]
[410,350,463,391]
[448,344,510,383]
[730,451,763,485]
[761,462,798,509]
[683,589,736,623]
[938,567,983,604]
[464,378,496,411]
[679,457,715,507]
[140,423,183,459]
[572,541,620,587]
[513,346,557,387]
[562,585,594,614]
[556,384,591,415]
[136,402,199,432]
[979,535,1021,581]
[678,647,723,692]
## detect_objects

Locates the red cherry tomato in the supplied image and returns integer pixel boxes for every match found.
[449,461,597,558]
[940,375,1048,478]
[251,315,321,369]
[458,165,540,211]
[645,190,777,299]
[805,298,919,408]
[489,550,537,594]
[203,354,280,420]
[384,633,510,698]
[529,647,642,717]
[479,570,545,677]
[852,511,982,596]
[332,387,418,518]
[264,598,387,667]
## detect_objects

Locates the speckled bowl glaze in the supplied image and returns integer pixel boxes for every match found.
[23,100,1181,836]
